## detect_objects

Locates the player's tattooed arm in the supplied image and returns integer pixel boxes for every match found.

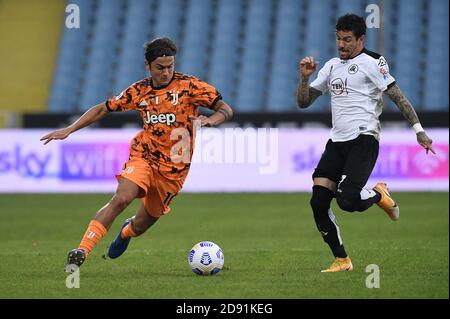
[297,78,322,108]
[216,103,233,121]
[190,100,233,127]
[385,84,435,154]
[384,84,420,125]
[297,56,321,108]
[211,100,233,124]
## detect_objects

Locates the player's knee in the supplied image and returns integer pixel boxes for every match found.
[310,186,334,216]
[336,194,357,212]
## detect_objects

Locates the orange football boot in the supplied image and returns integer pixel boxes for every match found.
[373,182,400,221]
[321,257,354,273]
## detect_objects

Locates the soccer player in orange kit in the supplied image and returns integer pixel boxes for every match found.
[41,38,233,272]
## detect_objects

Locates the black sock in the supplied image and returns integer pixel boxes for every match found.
[332,245,347,258]
[355,189,382,211]
[373,190,382,203]
[310,185,348,258]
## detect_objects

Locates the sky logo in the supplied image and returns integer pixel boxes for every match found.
[60,143,129,180]
[0,145,51,178]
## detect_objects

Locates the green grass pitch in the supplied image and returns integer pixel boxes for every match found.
[0,192,447,299]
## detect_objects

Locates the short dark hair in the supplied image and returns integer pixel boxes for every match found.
[336,14,366,39]
[144,37,177,63]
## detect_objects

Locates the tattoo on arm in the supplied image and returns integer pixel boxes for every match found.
[384,84,420,126]
[297,78,322,108]
[217,107,232,121]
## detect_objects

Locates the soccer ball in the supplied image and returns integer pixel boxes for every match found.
[188,241,224,275]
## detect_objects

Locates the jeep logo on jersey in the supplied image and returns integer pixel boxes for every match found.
[348,64,358,74]
[330,78,348,95]
[144,111,176,125]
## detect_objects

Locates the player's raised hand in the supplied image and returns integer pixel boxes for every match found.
[299,56,319,78]
[189,115,213,127]
[417,131,436,155]
[40,127,71,145]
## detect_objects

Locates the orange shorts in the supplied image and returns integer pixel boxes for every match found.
[116,157,184,218]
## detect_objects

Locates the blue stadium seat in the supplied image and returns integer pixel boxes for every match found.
[377,0,398,111]
[208,0,243,107]
[267,0,302,112]
[235,0,272,112]
[303,0,334,111]
[48,0,448,114]
[361,0,380,51]
[79,0,124,110]
[178,0,213,80]
[113,0,153,94]
[380,0,396,59]
[336,0,365,16]
[394,0,423,108]
[48,0,95,112]
[153,0,183,45]
[304,0,334,62]
[424,0,449,110]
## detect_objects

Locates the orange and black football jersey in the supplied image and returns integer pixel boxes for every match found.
[106,72,222,181]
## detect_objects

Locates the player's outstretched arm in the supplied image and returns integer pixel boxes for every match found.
[384,84,435,154]
[40,102,109,145]
[189,100,233,127]
[297,56,322,108]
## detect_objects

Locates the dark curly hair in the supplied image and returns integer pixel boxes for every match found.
[336,14,366,39]
[144,37,177,63]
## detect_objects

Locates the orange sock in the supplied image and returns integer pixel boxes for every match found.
[121,223,137,239]
[78,220,107,256]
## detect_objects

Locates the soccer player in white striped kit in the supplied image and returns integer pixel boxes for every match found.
[297,14,435,272]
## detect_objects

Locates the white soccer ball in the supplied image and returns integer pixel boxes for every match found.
[188,241,224,275]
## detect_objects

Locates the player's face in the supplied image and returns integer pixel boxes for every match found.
[336,30,364,60]
[147,56,175,87]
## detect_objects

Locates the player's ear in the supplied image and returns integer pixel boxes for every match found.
[358,34,365,45]
[144,59,150,71]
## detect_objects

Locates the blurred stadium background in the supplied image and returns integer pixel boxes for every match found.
[0,0,448,299]
[0,0,447,192]
[0,0,448,122]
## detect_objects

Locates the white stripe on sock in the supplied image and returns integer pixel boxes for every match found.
[327,208,342,245]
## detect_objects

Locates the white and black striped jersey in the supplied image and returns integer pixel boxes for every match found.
[310,48,396,142]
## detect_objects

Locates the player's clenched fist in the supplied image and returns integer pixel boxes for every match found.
[299,56,319,78]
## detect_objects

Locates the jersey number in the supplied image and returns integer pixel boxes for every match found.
[163,192,177,206]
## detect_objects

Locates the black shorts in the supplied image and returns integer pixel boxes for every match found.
[312,134,379,199]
